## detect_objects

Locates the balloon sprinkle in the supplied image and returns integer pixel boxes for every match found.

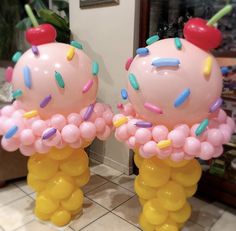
[5,66,13,83]
[174,37,182,50]
[125,57,133,71]
[42,128,57,140]
[152,58,180,67]
[195,119,209,136]
[23,110,38,119]
[12,51,22,63]
[66,46,75,61]
[121,88,128,100]
[55,71,65,88]
[135,121,153,128]
[157,139,172,149]
[209,98,223,112]
[144,102,163,114]
[83,104,94,121]
[146,35,159,45]
[23,66,32,89]
[40,95,52,108]
[129,73,139,90]
[174,88,191,107]
[5,126,18,139]
[12,89,23,99]
[113,117,128,128]
[31,45,39,55]
[117,103,124,109]
[70,40,83,50]
[136,47,149,56]
[92,61,99,75]
[82,79,94,93]
[203,56,212,76]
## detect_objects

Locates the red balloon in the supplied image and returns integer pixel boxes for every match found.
[25,24,57,45]
[183,18,222,51]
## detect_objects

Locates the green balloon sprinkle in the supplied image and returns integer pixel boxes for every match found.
[12,89,23,99]
[12,52,22,63]
[70,41,83,50]
[55,71,65,88]
[174,37,182,50]
[129,73,139,90]
[195,119,209,136]
[146,35,159,45]
[92,61,99,76]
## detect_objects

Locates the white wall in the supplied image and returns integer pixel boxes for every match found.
[69,0,140,174]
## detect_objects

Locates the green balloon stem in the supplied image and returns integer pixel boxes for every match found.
[207,5,233,26]
[24,4,39,27]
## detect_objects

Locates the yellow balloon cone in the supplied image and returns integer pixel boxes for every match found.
[134,150,202,231]
[27,146,90,227]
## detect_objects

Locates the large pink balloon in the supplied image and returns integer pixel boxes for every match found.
[127,39,222,129]
[12,43,98,119]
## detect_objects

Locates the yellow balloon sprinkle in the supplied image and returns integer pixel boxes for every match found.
[157,140,172,149]
[203,56,212,76]
[23,110,38,119]
[113,117,128,128]
[66,46,75,61]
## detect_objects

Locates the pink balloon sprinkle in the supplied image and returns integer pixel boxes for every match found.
[144,102,163,114]
[83,79,93,93]
[5,66,13,82]
[125,57,133,71]
[117,103,124,109]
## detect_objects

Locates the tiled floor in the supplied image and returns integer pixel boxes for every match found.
[0,159,236,231]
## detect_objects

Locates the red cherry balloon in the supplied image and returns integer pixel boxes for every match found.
[25,24,57,45]
[183,18,222,51]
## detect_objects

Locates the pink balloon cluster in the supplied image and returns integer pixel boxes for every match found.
[114,104,235,162]
[0,101,113,156]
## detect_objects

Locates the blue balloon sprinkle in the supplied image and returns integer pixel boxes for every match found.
[174,88,191,107]
[5,126,18,139]
[136,47,149,56]
[152,58,180,67]
[121,89,128,100]
[221,66,229,75]
[23,66,32,89]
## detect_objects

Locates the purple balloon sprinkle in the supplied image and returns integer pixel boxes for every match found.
[32,45,39,55]
[83,104,94,121]
[209,98,223,112]
[135,121,153,128]
[42,128,57,140]
[40,95,52,108]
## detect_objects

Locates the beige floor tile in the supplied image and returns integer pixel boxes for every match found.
[113,196,141,227]
[29,192,36,200]
[82,173,108,194]
[210,211,236,231]
[189,197,225,228]
[0,184,26,207]
[86,182,134,210]
[112,174,135,193]
[81,213,140,231]
[15,220,73,231]
[89,158,100,168]
[0,196,34,231]
[70,197,108,231]
[14,179,34,194]
[182,221,208,231]
[90,164,122,180]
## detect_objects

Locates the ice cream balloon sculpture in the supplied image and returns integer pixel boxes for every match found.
[114,5,235,231]
[1,5,113,227]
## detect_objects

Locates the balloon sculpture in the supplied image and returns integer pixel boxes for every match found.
[114,5,235,231]
[1,5,113,227]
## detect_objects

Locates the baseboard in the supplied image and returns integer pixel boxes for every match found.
[88,150,133,175]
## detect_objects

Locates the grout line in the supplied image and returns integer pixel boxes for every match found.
[110,211,141,230]
[78,211,110,231]
[11,219,34,231]
[111,194,137,212]
[83,180,108,195]
[0,193,31,209]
